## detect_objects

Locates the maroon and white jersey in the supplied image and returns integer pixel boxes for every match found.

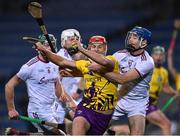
[57,48,81,95]
[57,48,72,61]
[113,49,154,99]
[16,56,59,108]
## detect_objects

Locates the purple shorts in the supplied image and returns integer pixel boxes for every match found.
[74,103,113,135]
[146,97,158,115]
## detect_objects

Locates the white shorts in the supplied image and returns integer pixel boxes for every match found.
[112,97,148,120]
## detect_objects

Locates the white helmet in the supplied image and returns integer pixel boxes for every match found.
[61,29,81,47]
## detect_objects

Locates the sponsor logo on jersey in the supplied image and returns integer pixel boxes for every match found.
[39,77,57,84]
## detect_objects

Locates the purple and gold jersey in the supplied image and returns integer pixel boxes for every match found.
[149,67,168,104]
[175,73,180,90]
[75,55,119,112]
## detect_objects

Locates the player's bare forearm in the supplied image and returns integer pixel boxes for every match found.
[5,82,15,111]
[60,69,83,77]
[78,47,114,71]
[45,49,74,68]
[104,72,126,84]
[64,92,77,111]
[5,84,15,111]
[35,42,77,69]
[104,69,140,84]
[65,92,73,102]
[55,80,64,98]
[5,76,20,111]
[118,82,136,98]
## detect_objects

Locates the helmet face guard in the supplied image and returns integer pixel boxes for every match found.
[125,26,152,52]
[125,32,140,52]
[38,34,57,52]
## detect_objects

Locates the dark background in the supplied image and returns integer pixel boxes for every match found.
[0,0,180,134]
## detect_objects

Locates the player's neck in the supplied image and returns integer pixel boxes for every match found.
[37,55,49,63]
[130,49,144,56]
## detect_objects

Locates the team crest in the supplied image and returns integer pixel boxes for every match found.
[77,110,82,114]
[157,76,162,82]
[46,67,51,73]
[121,57,128,62]
[128,60,133,68]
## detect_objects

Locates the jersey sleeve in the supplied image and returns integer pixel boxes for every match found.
[135,57,154,77]
[113,50,127,60]
[16,64,32,81]
[105,55,116,62]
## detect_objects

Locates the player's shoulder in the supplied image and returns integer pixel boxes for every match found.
[160,67,168,74]
[25,56,39,67]
[137,51,154,70]
[57,48,65,54]
[105,55,115,59]
[49,62,59,70]
[57,48,72,59]
[114,49,128,55]
[142,51,154,63]
[113,49,128,59]
[57,48,65,56]
[105,55,118,62]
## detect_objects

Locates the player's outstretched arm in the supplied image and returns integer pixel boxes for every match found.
[55,79,65,99]
[5,75,22,118]
[104,69,140,84]
[68,43,114,72]
[35,42,77,70]
[118,82,137,98]
[60,69,83,77]
[55,79,77,111]
[80,47,114,69]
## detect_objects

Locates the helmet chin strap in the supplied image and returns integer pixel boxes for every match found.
[126,44,136,52]
[126,38,146,53]
[67,48,77,56]
[126,44,142,52]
